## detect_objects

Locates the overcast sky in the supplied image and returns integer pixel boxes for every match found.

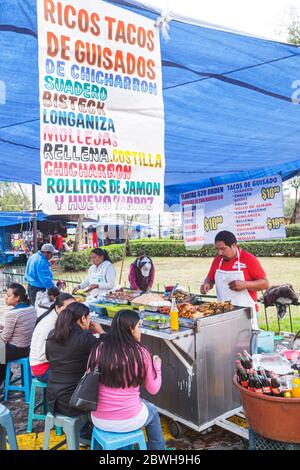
[146,0,300,41]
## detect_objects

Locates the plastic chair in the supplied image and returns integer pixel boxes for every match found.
[43,412,87,450]
[4,357,31,404]
[91,427,147,450]
[27,378,49,433]
[0,404,18,450]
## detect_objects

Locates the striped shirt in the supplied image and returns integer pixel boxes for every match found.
[0,303,37,348]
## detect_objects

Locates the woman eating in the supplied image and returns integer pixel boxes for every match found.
[45,302,104,417]
[90,309,165,450]
[29,293,74,383]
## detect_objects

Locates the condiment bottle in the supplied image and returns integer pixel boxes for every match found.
[170,297,179,331]
[291,370,300,398]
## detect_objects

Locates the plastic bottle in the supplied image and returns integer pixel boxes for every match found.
[291,370,300,398]
[170,297,179,331]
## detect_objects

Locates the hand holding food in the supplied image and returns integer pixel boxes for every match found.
[89,321,104,335]
[200,282,211,295]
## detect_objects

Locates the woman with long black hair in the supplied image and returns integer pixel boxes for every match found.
[29,292,74,383]
[90,309,165,450]
[0,283,36,386]
[73,248,116,299]
[45,302,104,417]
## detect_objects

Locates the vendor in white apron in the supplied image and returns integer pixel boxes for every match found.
[200,231,269,329]
[73,248,116,299]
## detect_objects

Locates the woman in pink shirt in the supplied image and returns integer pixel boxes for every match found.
[90,309,165,450]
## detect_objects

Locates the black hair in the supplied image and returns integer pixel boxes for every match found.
[35,292,74,327]
[133,256,154,292]
[8,283,30,306]
[48,301,89,344]
[47,287,60,298]
[91,309,156,388]
[91,247,111,262]
[215,230,237,247]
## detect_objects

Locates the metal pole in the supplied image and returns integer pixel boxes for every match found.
[158,214,161,239]
[32,184,38,253]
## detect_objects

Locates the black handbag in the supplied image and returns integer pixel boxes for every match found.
[69,345,100,412]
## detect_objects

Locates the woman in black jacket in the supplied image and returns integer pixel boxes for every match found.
[45,302,104,417]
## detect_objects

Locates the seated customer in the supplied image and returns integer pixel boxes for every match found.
[45,302,104,417]
[29,293,74,383]
[128,256,155,292]
[90,309,165,450]
[0,283,36,386]
[35,286,60,318]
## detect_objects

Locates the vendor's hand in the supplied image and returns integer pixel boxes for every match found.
[72,285,80,295]
[200,281,211,295]
[229,280,247,291]
[89,321,104,335]
[84,284,99,293]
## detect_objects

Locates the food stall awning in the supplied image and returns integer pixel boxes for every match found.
[0,0,299,206]
[0,211,47,227]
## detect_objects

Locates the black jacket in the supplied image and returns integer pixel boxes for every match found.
[46,324,98,417]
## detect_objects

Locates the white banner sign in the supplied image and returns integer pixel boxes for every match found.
[181,175,286,247]
[37,0,164,214]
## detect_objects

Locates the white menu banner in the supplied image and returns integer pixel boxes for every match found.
[181,175,286,248]
[37,0,164,214]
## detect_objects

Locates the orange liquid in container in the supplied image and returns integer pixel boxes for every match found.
[170,298,179,331]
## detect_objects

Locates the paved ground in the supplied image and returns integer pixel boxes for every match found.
[0,385,248,450]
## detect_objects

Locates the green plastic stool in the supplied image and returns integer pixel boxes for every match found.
[27,378,63,436]
[0,404,18,450]
[27,378,49,433]
[43,412,87,450]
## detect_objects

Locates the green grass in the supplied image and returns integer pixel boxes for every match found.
[59,256,300,334]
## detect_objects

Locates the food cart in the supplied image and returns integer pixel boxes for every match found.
[90,293,251,438]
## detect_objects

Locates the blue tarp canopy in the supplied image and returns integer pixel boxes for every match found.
[0,211,47,227]
[0,0,300,207]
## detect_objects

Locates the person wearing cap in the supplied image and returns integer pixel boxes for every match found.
[128,256,155,292]
[24,244,57,305]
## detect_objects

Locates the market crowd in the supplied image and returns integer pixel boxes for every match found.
[0,243,164,450]
[0,230,270,450]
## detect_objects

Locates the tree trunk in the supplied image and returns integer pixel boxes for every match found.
[73,214,84,252]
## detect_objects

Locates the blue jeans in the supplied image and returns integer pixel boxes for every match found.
[143,400,165,450]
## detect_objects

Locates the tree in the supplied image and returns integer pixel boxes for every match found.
[0,183,31,211]
[289,177,300,223]
[284,198,296,218]
[287,8,300,44]
[73,214,84,252]
[290,177,300,203]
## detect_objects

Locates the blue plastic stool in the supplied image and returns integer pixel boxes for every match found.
[43,412,87,450]
[0,404,18,450]
[4,357,32,404]
[91,427,147,450]
[27,378,49,433]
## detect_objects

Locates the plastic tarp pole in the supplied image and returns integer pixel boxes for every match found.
[32,185,38,253]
